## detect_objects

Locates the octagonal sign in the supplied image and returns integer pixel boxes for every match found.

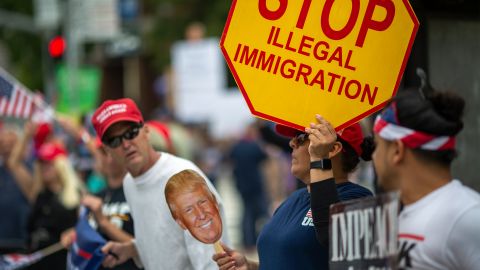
[220,0,419,131]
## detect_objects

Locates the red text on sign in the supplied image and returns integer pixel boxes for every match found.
[267,26,356,71]
[258,0,396,48]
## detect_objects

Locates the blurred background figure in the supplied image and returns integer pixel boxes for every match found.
[61,134,141,270]
[228,122,269,253]
[7,121,83,269]
[0,123,30,253]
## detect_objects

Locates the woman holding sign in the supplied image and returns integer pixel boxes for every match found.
[213,117,373,270]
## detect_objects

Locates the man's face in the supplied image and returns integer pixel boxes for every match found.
[98,146,127,179]
[372,135,400,191]
[102,121,151,176]
[39,160,59,184]
[172,186,223,244]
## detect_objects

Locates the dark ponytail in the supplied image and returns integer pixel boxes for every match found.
[360,136,374,162]
[339,135,374,173]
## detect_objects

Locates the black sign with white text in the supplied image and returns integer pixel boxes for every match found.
[329,192,400,270]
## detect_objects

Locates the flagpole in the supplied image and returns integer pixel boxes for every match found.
[38,242,65,257]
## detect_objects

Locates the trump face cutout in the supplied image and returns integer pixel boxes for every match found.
[165,170,223,244]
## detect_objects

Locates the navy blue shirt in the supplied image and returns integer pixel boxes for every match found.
[230,139,267,196]
[257,183,372,270]
[0,163,30,250]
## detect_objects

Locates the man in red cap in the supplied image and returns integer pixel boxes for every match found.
[91,98,227,270]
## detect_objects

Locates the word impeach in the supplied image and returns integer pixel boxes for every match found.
[329,192,400,270]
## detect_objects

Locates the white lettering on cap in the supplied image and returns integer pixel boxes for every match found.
[96,104,127,123]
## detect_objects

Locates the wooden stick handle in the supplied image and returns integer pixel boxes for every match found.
[39,242,65,257]
[214,241,224,253]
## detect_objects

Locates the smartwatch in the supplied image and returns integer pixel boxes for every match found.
[310,159,332,170]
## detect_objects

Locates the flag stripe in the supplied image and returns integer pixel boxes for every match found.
[23,95,32,118]
[15,88,25,117]
[6,88,18,116]
[0,97,6,114]
[0,72,51,121]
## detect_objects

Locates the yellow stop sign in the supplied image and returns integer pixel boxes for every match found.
[220,0,419,131]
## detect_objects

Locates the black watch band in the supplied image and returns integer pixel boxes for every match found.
[310,159,332,170]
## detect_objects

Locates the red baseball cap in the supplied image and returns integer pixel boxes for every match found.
[37,142,67,162]
[92,98,144,140]
[275,122,364,157]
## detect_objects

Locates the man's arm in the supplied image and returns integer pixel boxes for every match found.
[82,195,133,242]
[306,115,341,247]
[212,242,258,270]
[101,239,142,268]
[7,122,37,204]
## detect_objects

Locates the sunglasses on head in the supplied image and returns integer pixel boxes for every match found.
[292,133,309,146]
[103,123,143,148]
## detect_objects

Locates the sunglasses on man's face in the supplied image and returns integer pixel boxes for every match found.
[103,124,143,148]
[292,133,309,146]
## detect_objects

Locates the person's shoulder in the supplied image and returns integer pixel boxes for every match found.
[162,152,194,166]
[446,204,480,256]
[283,188,309,205]
[337,182,373,201]
[451,180,480,203]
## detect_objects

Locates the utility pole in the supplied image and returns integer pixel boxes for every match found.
[34,0,61,103]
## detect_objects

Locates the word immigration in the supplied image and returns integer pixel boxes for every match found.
[233,40,379,105]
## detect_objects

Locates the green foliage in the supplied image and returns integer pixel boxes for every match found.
[0,1,43,91]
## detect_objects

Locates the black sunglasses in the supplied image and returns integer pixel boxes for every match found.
[103,123,143,148]
[292,133,309,146]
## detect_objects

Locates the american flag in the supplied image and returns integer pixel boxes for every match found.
[0,252,43,270]
[0,242,64,270]
[0,68,50,121]
[67,207,106,270]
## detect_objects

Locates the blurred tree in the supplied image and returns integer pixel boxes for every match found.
[0,1,43,91]
[142,0,230,72]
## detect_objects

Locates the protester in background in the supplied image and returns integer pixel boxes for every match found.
[7,122,83,269]
[92,98,227,270]
[229,123,269,252]
[213,116,373,270]
[0,124,30,252]
[193,125,222,187]
[165,169,223,244]
[61,136,141,270]
[372,87,480,269]
[57,116,107,193]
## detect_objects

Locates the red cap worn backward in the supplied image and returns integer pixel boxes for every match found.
[92,98,143,140]
[275,123,364,157]
[37,142,67,162]
[337,123,364,157]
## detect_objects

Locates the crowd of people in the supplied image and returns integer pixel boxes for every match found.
[1,80,479,270]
